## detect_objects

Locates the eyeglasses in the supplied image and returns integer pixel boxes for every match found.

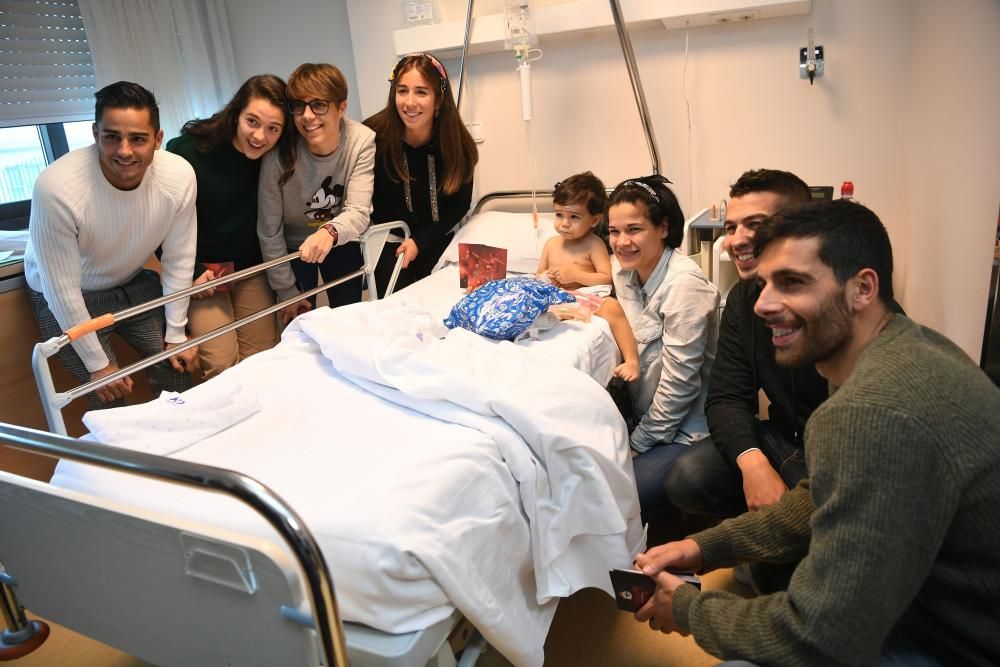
[288,99,330,116]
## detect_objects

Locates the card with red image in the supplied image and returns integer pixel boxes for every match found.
[609,568,701,612]
[609,568,656,612]
[458,243,507,293]
[202,261,235,292]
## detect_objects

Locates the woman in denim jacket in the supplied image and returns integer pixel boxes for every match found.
[608,176,720,519]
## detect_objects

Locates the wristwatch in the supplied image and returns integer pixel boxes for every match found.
[321,222,339,245]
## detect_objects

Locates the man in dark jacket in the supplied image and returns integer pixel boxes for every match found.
[665,170,827,520]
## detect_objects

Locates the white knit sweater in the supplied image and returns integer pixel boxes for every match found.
[24,145,197,372]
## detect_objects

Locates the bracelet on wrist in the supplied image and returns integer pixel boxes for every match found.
[322,223,338,244]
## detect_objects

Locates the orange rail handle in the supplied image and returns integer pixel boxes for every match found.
[65,313,115,341]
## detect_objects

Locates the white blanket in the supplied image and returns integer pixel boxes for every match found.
[54,301,641,667]
[82,386,260,455]
[291,301,642,602]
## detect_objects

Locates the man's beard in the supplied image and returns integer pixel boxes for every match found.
[775,288,852,368]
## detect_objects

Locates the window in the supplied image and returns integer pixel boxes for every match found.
[0,0,97,227]
[0,121,91,228]
[63,120,93,152]
[0,126,46,205]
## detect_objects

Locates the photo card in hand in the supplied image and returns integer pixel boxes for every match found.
[202,261,235,292]
[609,569,656,612]
[609,568,701,613]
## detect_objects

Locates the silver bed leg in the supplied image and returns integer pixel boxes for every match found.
[0,571,50,659]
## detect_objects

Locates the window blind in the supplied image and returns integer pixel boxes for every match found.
[0,0,97,128]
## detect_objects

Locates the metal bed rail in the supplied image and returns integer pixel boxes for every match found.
[471,188,626,216]
[471,189,555,216]
[0,421,347,666]
[31,221,409,437]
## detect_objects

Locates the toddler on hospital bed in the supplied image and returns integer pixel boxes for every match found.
[536,172,639,382]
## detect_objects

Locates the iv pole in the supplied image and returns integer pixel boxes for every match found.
[456,0,474,109]
[609,0,661,176]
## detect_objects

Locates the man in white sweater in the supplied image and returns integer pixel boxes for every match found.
[24,81,199,408]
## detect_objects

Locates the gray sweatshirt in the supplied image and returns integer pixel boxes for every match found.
[257,117,375,300]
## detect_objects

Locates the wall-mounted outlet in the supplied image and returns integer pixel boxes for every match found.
[800,45,825,82]
[465,121,484,144]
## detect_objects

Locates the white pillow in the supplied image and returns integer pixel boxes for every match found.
[435,211,559,274]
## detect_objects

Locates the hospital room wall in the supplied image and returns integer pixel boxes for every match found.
[223,0,362,120]
[343,0,913,214]
[892,1,1000,358]
[341,0,999,360]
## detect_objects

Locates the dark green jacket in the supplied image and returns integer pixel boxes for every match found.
[166,133,263,276]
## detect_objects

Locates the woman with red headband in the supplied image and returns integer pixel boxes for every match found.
[364,53,478,295]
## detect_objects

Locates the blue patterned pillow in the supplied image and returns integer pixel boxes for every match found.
[444,277,575,340]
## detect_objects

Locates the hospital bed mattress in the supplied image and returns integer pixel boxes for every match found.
[50,253,638,667]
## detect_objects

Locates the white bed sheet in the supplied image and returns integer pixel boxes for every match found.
[51,260,638,667]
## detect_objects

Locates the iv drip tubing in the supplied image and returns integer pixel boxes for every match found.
[683,23,692,211]
[518,59,533,121]
[526,118,538,223]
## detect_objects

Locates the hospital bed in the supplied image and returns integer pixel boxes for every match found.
[2,0,703,659]
[1,207,644,667]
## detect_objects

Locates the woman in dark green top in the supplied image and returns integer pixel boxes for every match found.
[166,75,294,378]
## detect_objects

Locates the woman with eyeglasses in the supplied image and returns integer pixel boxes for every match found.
[166,74,294,378]
[258,63,375,322]
[364,53,478,296]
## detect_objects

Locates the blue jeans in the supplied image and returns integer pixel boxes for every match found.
[290,243,364,308]
[664,422,807,593]
[633,437,710,519]
[666,421,807,518]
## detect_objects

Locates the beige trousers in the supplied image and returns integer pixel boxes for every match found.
[186,273,278,379]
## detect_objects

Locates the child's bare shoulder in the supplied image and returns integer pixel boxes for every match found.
[585,233,608,252]
[543,235,566,252]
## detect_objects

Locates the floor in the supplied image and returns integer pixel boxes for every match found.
[480,569,750,667]
[8,569,749,666]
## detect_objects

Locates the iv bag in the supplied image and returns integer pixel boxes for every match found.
[504,0,537,51]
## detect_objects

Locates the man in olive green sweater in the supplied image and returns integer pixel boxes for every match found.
[633,199,1000,666]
